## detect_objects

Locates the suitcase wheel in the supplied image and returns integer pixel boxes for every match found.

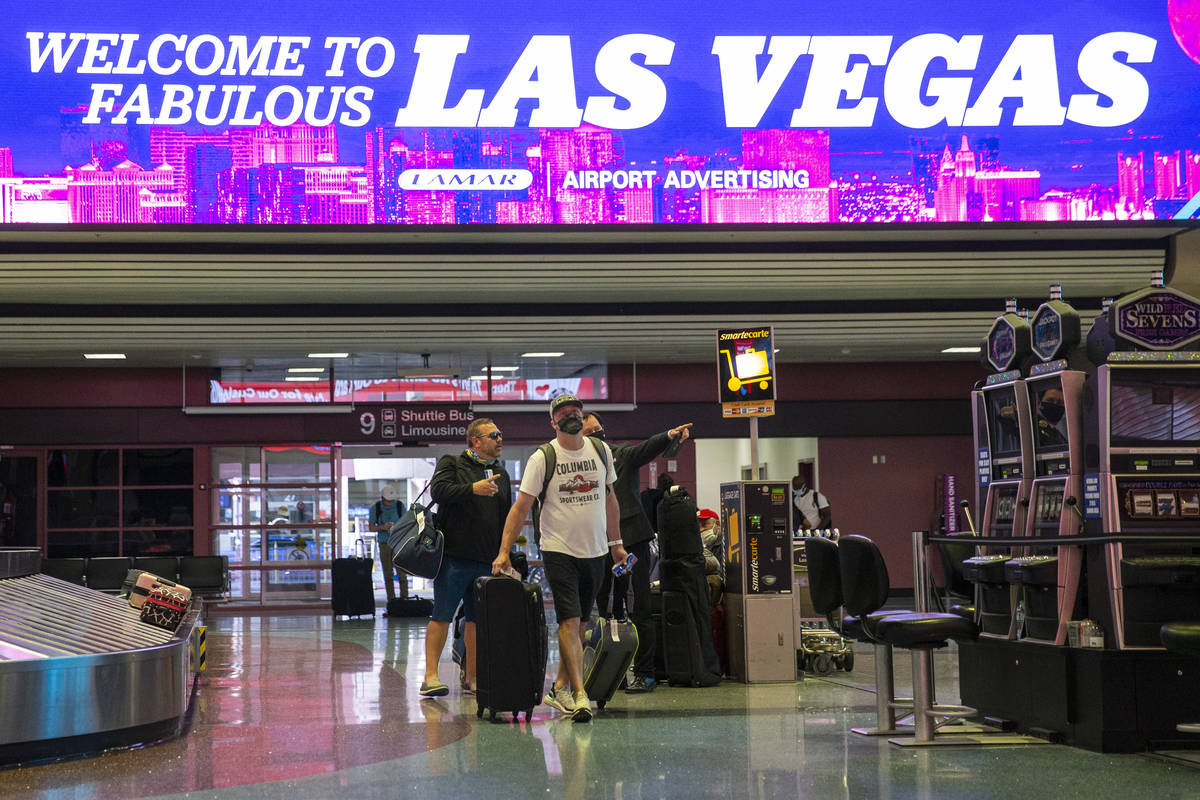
[476,705,484,719]
[597,700,606,711]
[488,710,500,723]
[524,708,534,721]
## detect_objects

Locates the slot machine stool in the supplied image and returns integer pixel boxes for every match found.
[839,535,986,746]
[1160,622,1200,735]
[804,536,913,736]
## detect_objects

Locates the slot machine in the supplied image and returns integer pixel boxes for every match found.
[1089,353,1200,648]
[962,300,1035,639]
[1004,286,1087,644]
[1083,276,1200,649]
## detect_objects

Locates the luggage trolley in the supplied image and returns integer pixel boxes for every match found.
[794,530,854,675]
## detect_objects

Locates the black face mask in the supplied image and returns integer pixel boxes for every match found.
[1040,403,1065,423]
[557,414,584,435]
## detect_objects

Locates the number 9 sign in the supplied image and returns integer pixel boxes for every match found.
[360,412,376,436]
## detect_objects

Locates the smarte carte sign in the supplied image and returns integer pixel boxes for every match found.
[6,0,1200,226]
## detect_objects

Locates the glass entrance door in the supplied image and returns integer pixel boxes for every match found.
[211,445,338,604]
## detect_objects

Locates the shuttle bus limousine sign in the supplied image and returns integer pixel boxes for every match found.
[6,1,1200,226]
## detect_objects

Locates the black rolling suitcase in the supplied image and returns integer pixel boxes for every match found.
[331,544,374,618]
[582,574,639,709]
[474,575,548,723]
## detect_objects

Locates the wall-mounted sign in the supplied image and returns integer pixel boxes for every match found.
[7,2,1200,226]
[1112,287,1200,350]
[717,327,776,418]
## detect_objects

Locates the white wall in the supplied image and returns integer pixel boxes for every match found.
[693,436,819,510]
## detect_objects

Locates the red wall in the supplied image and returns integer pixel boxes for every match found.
[818,435,975,590]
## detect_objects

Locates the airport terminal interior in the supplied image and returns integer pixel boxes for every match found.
[6,5,1200,794]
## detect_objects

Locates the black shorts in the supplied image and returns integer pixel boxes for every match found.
[542,550,606,625]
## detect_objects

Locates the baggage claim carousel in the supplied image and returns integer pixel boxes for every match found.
[0,548,202,767]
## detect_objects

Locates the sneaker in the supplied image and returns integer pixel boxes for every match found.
[543,684,576,714]
[624,676,656,694]
[570,692,593,723]
[419,679,449,697]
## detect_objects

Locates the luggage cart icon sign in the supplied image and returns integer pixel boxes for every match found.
[722,348,772,394]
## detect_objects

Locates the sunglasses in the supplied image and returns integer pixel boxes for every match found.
[480,431,503,440]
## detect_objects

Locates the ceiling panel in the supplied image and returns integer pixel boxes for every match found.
[0,225,1177,368]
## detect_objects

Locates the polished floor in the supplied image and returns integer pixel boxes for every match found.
[1,612,1197,800]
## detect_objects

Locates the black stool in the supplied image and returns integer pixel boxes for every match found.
[805,536,912,736]
[839,535,982,746]
[1160,622,1200,735]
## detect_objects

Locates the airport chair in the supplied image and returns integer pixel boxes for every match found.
[41,557,87,586]
[1160,622,1200,735]
[133,556,180,583]
[178,556,229,599]
[804,536,912,735]
[84,556,134,592]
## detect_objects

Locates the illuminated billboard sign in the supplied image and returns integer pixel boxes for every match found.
[5,1,1200,226]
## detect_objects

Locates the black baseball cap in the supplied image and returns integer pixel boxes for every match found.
[549,394,583,415]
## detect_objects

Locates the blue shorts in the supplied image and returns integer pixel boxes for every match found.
[431,555,493,623]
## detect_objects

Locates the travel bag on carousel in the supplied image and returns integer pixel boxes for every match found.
[124,570,191,610]
[473,575,548,723]
[139,585,191,632]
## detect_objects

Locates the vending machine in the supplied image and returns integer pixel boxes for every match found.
[721,480,796,682]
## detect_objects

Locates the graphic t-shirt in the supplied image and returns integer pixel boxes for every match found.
[519,438,617,559]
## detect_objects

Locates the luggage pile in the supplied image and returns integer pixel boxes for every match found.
[120,569,194,632]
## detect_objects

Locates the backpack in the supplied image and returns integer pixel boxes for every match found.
[372,499,406,547]
[531,436,609,550]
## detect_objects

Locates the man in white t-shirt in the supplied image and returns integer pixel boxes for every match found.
[493,393,628,723]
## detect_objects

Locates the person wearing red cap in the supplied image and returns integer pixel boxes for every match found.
[696,508,725,606]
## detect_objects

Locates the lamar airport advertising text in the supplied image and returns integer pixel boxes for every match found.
[6,0,1200,226]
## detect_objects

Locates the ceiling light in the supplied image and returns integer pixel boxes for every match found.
[941,346,982,354]
[521,352,564,358]
[468,375,493,381]
[286,376,322,382]
[396,367,460,379]
[483,366,519,372]
[288,367,326,373]
[84,353,126,359]
[308,352,349,358]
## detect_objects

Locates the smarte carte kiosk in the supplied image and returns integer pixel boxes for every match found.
[963,299,1034,638]
[1003,286,1087,644]
[721,481,796,682]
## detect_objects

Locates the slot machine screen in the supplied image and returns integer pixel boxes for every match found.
[1030,376,1069,455]
[985,386,1023,460]
[1033,483,1064,534]
[1110,369,1200,446]
[989,485,1019,535]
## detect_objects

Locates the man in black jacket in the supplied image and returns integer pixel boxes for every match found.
[419,417,512,698]
[582,412,691,693]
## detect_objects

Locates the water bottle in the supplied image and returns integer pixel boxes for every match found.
[612,553,638,577]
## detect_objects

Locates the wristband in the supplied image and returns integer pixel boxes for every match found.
[607,540,623,546]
